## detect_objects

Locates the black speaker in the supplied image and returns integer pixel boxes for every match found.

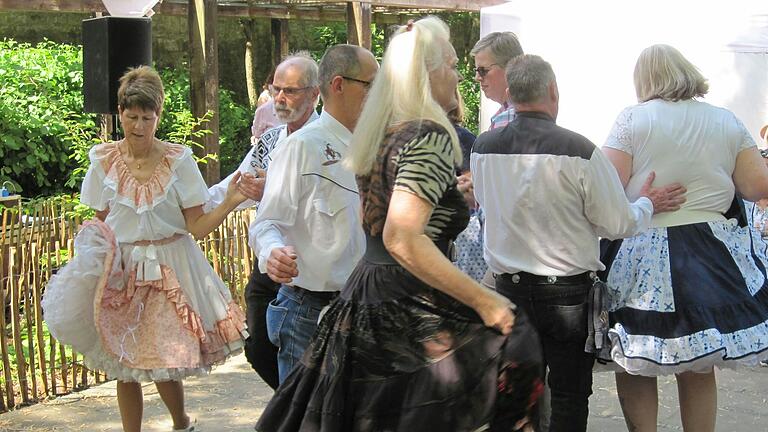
[82,17,152,114]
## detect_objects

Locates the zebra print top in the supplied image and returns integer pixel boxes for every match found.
[357,120,469,241]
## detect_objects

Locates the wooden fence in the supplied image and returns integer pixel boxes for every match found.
[0,196,255,412]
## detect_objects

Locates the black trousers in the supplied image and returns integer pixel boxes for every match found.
[496,275,595,432]
[243,258,280,390]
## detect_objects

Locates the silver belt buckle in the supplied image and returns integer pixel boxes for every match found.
[511,273,521,283]
[547,275,557,283]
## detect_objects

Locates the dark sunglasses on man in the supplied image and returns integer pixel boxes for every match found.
[474,63,499,78]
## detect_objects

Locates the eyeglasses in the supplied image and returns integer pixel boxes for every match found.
[269,85,311,98]
[341,76,372,89]
[474,64,499,78]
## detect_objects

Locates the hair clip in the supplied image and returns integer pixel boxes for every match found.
[406,19,415,32]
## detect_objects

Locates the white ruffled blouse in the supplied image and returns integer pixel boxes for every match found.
[80,142,210,244]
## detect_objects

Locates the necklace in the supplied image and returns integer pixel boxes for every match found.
[123,139,152,170]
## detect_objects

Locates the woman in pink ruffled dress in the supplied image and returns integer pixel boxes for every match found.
[42,66,253,432]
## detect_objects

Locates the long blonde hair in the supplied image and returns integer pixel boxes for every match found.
[345,16,460,175]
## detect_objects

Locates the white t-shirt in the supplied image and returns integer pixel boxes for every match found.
[604,99,755,227]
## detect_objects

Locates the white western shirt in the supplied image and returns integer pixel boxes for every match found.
[250,111,364,292]
[471,111,653,277]
[206,111,319,211]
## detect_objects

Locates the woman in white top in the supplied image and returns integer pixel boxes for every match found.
[42,66,253,432]
[601,44,768,432]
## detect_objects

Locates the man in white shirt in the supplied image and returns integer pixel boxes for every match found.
[471,55,686,431]
[207,53,320,389]
[471,31,523,131]
[251,44,378,383]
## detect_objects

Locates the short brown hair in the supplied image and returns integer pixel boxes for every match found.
[117,66,164,114]
[634,44,708,103]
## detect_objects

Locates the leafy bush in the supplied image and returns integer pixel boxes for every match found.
[0,40,97,196]
[0,40,254,196]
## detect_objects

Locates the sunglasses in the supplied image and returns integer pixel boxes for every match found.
[474,63,499,78]
[269,85,311,98]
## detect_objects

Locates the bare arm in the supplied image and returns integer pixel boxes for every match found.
[602,147,632,188]
[383,189,515,334]
[733,146,768,202]
[183,172,247,239]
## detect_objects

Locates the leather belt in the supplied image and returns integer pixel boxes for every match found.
[292,285,339,301]
[497,271,597,285]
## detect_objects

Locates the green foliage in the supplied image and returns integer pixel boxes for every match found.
[0,40,254,195]
[458,61,480,135]
[158,67,252,176]
[0,40,99,197]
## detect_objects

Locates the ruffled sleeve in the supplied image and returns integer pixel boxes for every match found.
[393,124,455,207]
[80,143,116,211]
[604,107,634,155]
[171,147,210,209]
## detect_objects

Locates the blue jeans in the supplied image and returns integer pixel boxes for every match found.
[266,285,335,383]
[496,275,595,432]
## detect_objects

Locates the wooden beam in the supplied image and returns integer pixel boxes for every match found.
[346,2,371,50]
[262,0,504,12]
[0,0,348,21]
[0,0,477,19]
[189,0,221,184]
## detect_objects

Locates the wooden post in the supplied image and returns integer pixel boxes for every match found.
[189,0,221,185]
[346,2,372,50]
[271,18,289,69]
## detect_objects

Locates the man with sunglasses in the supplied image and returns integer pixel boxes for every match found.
[470,31,524,131]
[251,44,378,384]
[206,53,320,390]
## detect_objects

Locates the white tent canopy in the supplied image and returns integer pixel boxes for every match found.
[479,0,768,146]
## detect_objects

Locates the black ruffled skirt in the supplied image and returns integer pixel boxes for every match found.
[255,257,543,432]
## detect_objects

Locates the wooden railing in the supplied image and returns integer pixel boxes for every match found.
[0,196,255,412]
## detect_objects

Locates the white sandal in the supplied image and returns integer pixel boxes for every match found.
[172,418,197,432]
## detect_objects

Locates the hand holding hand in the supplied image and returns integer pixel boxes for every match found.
[474,289,517,335]
[238,169,266,201]
[639,171,687,214]
[266,246,298,284]
[457,172,476,208]
[224,171,248,206]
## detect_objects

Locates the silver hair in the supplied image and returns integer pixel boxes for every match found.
[280,50,319,88]
[505,54,555,104]
[470,32,523,67]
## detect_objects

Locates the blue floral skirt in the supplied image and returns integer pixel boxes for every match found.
[600,218,768,376]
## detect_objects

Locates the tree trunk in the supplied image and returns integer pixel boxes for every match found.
[241,18,258,109]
